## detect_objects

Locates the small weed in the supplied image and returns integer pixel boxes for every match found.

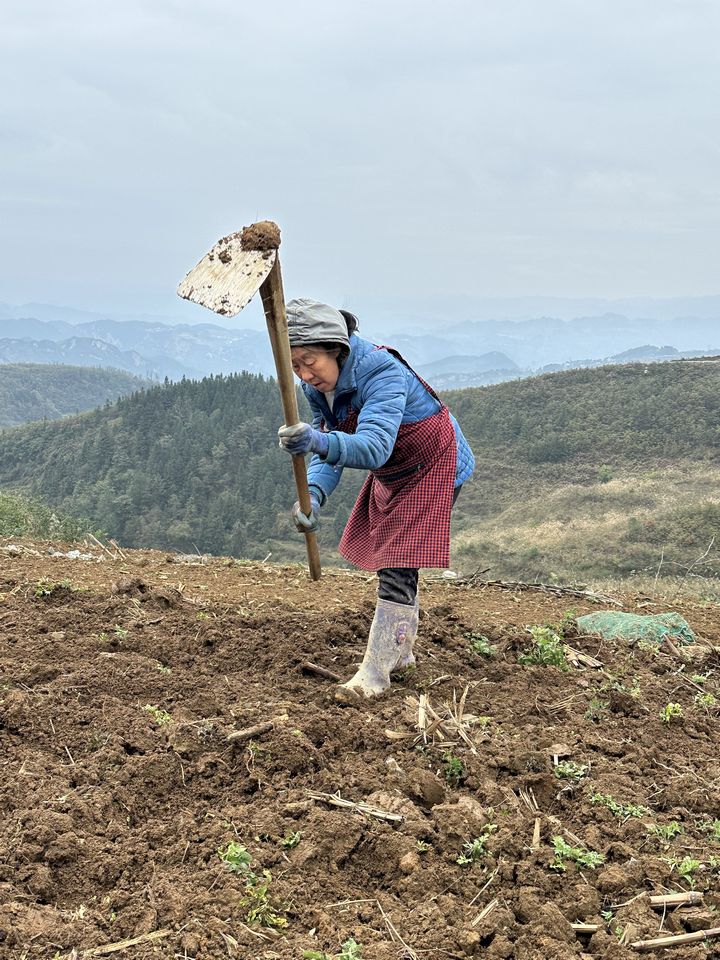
[701,819,720,841]
[694,692,717,710]
[241,870,288,930]
[660,702,683,723]
[337,940,364,960]
[584,697,608,722]
[550,836,605,871]
[303,940,364,960]
[467,632,495,657]
[442,751,465,786]
[33,578,73,598]
[196,611,210,621]
[647,822,683,846]
[690,673,709,685]
[591,793,651,819]
[456,824,497,865]
[416,840,431,854]
[156,662,172,674]
[218,841,253,874]
[518,626,568,670]
[280,831,301,849]
[667,856,702,889]
[554,761,588,781]
[142,704,172,725]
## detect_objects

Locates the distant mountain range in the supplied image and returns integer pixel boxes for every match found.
[1,305,719,387]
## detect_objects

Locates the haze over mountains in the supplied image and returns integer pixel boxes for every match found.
[0,300,719,388]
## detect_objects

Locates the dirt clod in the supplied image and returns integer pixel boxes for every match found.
[240,219,281,251]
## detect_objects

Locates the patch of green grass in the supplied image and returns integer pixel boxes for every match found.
[442,751,465,786]
[590,792,651,819]
[646,821,683,846]
[142,704,172,725]
[584,698,608,722]
[554,761,588,781]
[456,824,497,865]
[518,626,569,670]
[33,578,74,598]
[467,632,495,657]
[550,836,605,871]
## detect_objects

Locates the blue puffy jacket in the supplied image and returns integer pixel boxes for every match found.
[303,334,475,503]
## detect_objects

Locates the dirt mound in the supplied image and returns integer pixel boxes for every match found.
[0,542,719,958]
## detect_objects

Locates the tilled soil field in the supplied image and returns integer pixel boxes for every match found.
[1,540,719,960]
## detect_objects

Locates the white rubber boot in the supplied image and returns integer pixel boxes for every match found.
[337,598,418,699]
[392,598,419,671]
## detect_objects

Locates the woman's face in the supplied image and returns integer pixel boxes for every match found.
[291,347,340,392]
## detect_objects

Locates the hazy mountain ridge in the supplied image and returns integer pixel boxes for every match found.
[1,306,719,385]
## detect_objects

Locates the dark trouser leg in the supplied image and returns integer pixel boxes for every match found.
[377,567,419,606]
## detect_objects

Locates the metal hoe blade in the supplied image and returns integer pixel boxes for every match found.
[177,232,277,317]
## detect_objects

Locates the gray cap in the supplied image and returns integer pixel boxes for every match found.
[286,298,350,348]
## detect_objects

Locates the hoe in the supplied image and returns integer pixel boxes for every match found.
[177,221,321,580]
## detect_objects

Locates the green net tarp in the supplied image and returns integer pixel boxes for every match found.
[576,611,696,646]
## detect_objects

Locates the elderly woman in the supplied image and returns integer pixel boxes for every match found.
[278,299,475,698]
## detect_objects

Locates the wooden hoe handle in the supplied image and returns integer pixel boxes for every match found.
[259,258,322,581]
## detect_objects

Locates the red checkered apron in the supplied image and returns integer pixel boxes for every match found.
[335,347,457,571]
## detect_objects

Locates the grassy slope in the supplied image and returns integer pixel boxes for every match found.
[0,360,718,585]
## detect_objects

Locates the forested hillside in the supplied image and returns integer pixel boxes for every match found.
[0,361,718,582]
[0,364,151,427]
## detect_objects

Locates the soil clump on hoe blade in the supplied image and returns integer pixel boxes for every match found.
[0,540,719,959]
[239,220,281,251]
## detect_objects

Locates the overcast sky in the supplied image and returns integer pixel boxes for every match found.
[1,0,719,324]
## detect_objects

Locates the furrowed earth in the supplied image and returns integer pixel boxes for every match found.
[1,541,719,960]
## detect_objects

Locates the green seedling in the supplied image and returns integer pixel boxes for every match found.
[660,702,683,723]
[196,611,210,621]
[518,626,569,670]
[416,840,431,854]
[694,692,717,710]
[241,870,288,929]
[142,704,172,725]
[456,824,497,865]
[554,761,588,780]
[337,939,364,960]
[550,836,605,871]
[690,674,709,685]
[467,632,495,657]
[591,792,651,819]
[647,822,683,845]
[113,625,129,640]
[280,831,301,849]
[704,820,720,841]
[303,940,364,960]
[33,578,73,598]
[442,751,465,786]
[668,856,702,889]
[218,841,253,875]
[584,698,608,722]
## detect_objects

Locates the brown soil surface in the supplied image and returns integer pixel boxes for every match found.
[1,540,719,959]
[239,221,281,252]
